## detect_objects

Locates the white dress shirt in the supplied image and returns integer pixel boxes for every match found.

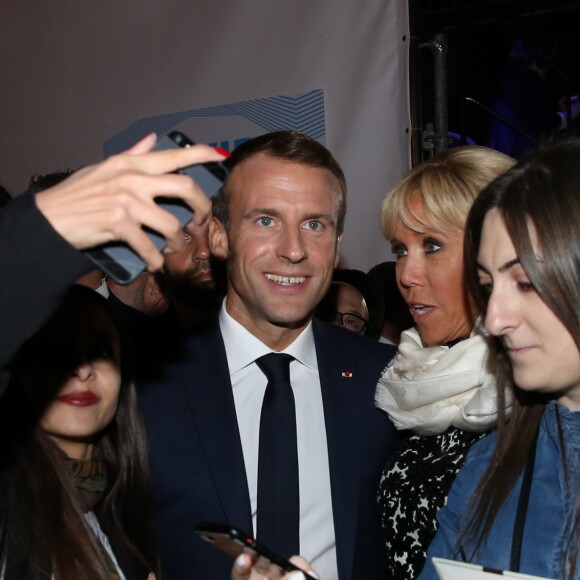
[220,303,338,580]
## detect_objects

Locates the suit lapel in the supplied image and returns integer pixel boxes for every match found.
[179,322,253,530]
[314,320,361,580]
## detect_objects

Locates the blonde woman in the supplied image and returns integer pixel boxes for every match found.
[375,146,515,579]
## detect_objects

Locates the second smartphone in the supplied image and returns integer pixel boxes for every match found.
[194,521,318,579]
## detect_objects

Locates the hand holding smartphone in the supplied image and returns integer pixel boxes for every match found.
[195,521,318,579]
[84,131,228,284]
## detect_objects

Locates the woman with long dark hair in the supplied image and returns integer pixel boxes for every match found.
[419,137,580,579]
[0,285,158,579]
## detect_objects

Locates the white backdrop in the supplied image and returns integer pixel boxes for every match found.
[0,0,410,270]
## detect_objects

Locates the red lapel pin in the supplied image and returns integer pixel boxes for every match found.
[341,371,353,378]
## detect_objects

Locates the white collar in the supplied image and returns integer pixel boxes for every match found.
[219,300,318,376]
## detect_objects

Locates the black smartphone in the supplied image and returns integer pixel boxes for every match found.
[84,131,228,285]
[194,521,317,579]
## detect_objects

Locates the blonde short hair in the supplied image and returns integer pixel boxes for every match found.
[381,146,515,239]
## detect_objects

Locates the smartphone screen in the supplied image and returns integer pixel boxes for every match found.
[84,131,228,284]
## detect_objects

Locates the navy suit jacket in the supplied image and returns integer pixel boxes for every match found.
[138,318,400,579]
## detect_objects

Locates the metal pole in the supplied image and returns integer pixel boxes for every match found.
[431,33,448,154]
[421,33,449,154]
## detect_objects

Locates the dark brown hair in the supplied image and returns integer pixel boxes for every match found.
[0,286,159,579]
[462,137,580,571]
[213,130,347,235]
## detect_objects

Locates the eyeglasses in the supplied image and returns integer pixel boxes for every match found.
[334,311,368,335]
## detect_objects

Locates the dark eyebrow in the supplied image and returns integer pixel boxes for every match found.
[303,213,336,224]
[243,207,281,220]
[476,257,521,275]
[498,258,521,273]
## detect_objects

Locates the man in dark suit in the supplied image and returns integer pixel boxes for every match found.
[137,131,400,579]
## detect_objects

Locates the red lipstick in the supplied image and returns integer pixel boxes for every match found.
[57,391,100,407]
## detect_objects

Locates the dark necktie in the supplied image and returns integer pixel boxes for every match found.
[255,353,300,556]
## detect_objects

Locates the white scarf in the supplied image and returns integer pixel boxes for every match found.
[375,323,509,435]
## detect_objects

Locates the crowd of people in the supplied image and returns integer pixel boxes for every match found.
[2,127,580,580]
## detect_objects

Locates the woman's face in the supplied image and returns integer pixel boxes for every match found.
[33,299,123,460]
[391,194,473,346]
[478,208,580,411]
